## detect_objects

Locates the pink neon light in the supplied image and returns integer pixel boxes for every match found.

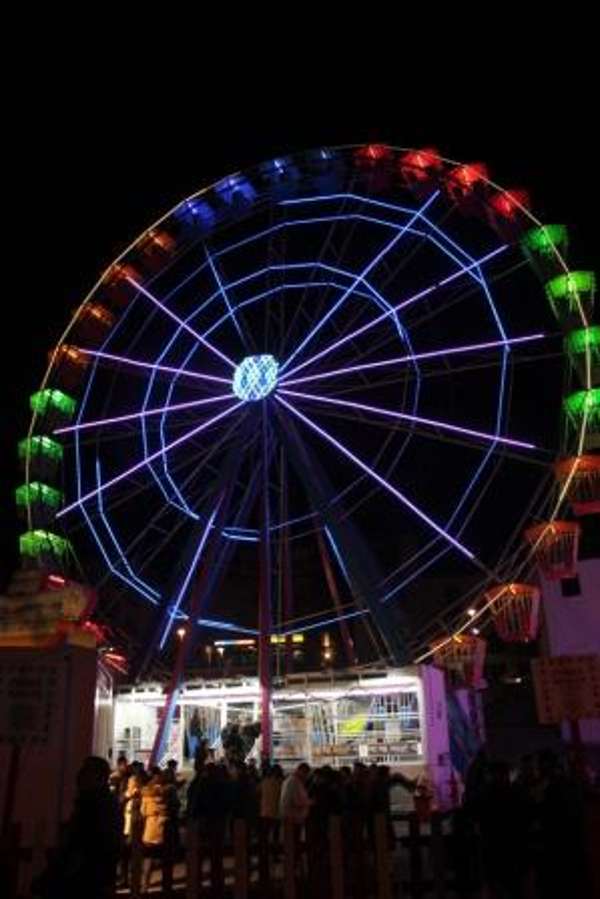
[55,393,234,435]
[57,401,244,517]
[127,277,236,370]
[77,348,231,385]
[279,389,536,450]
[281,244,507,381]
[280,333,544,387]
[276,395,475,560]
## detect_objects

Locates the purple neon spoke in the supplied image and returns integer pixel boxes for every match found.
[281,244,508,381]
[55,393,235,435]
[280,191,440,374]
[276,395,475,560]
[280,333,545,387]
[78,348,231,385]
[58,401,244,517]
[279,388,535,450]
[127,276,236,370]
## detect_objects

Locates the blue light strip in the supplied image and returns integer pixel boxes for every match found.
[159,502,220,650]
[58,401,243,517]
[205,245,245,343]
[127,277,236,370]
[279,191,440,373]
[324,526,352,587]
[280,192,478,267]
[197,618,258,635]
[96,459,161,600]
[277,609,368,637]
[280,243,508,382]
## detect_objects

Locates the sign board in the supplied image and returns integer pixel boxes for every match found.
[0,584,94,643]
[0,659,62,746]
[532,655,600,723]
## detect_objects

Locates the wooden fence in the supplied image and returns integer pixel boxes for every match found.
[3,802,600,897]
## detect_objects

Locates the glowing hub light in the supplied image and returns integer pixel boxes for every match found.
[233,354,278,401]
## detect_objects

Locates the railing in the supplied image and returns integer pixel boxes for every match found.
[4,801,600,898]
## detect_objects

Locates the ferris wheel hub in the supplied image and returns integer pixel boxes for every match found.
[232,354,279,401]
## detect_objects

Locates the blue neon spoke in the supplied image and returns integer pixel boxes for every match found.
[279,191,440,374]
[276,395,475,561]
[280,192,478,266]
[280,243,508,382]
[127,276,236,370]
[159,501,221,649]
[278,609,368,638]
[96,459,161,599]
[205,245,246,344]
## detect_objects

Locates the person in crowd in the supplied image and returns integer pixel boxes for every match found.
[280,762,312,824]
[140,766,168,892]
[119,768,144,888]
[259,763,284,847]
[33,756,121,899]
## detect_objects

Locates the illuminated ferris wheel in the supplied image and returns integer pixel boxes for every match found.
[17,145,598,754]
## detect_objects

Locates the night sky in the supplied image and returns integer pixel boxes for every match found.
[3,64,596,598]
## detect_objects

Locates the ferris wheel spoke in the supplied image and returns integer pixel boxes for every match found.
[55,392,235,435]
[77,348,231,386]
[315,347,562,398]
[279,191,441,374]
[204,244,247,346]
[94,420,255,595]
[58,401,245,518]
[158,499,222,650]
[278,191,363,360]
[279,387,536,450]
[280,243,508,382]
[279,333,546,388]
[127,276,236,370]
[276,394,476,561]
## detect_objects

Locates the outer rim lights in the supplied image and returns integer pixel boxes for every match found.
[233,354,279,401]
[18,436,63,461]
[522,224,568,257]
[19,529,71,557]
[546,271,596,301]
[30,389,77,417]
[563,388,600,424]
[15,482,63,508]
[566,325,600,357]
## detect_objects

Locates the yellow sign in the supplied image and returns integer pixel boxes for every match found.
[532,655,600,723]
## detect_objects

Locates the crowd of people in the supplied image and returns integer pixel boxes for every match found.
[31,745,597,898]
[459,747,597,898]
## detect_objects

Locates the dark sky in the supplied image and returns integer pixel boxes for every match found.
[2,62,596,591]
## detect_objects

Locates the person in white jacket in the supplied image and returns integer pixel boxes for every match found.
[279,763,311,824]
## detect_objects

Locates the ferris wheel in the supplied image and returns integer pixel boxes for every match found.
[17,145,598,757]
